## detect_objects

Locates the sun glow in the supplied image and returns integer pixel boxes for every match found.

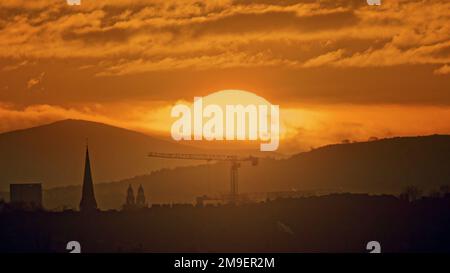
[170,90,280,151]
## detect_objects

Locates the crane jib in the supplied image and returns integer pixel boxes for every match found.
[147,152,259,204]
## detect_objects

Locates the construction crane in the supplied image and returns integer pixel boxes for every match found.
[148,152,258,204]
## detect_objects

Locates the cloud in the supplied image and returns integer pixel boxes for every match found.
[332,41,450,67]
[303,49,345,68]
[0,0,447,72]
[434,64,450,75]
[96,52,300,76]
[27,72,45,89]
[0,0,449,107]
[2,60,32,71]
[0,103,85,133]
[0,100,175,136]
[280,103,450,152]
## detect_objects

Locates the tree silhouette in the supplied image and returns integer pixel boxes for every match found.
[400,186,422,202]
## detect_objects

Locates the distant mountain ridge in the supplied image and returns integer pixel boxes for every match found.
[42,134,450,209]
[0,119,202,190]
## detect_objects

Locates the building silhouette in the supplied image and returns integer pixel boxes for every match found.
[123,184,147,210]
[79,144,98,212]
[126,184,135,206]
[136,184,147,208]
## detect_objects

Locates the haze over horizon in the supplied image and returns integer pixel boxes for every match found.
[1,118,449,194]
[2,118,449,209]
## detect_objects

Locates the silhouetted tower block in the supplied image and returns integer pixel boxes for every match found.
[79,144,98,212]
[126,184,135,205]
[136,184,147,207]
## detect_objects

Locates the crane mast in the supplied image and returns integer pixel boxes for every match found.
[148,152,258,204]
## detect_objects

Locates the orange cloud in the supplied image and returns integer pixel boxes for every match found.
[0,0,447,73]
[26,72,45,89]
[434,64,450,75]
[303,49,345,68]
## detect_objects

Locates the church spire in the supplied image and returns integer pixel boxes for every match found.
[79,142,97,212]
[136,184,146,207]
[126,184,135,205]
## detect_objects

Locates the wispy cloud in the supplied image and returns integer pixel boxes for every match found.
[434,64,450,75]
[303,49,345,68]
[26,72,45,89]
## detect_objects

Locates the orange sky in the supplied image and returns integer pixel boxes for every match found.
[1,0,450,153]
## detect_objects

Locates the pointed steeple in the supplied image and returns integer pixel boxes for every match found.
[136,184,146,207]
[126,184,135,205]
[79,141,97,212]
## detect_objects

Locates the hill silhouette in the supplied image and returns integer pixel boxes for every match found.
[0,119,202,191]
[42,135,450,209]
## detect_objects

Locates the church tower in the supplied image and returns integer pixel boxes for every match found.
[136,184,146,207]
[126,184,135,206]
[79,143,98,212]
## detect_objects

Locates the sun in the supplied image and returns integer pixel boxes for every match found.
[202,89,272,108]
[167,89,281,151]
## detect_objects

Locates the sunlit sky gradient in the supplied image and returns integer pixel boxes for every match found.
[1,0,449,153]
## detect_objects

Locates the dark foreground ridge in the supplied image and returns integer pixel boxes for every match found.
[1,193,449,253]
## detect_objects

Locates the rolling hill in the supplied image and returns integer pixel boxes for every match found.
[41,135,450,209]
[0,119,202,190]
[1,120,449,210]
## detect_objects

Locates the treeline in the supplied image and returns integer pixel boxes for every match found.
[0,193,449,253]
